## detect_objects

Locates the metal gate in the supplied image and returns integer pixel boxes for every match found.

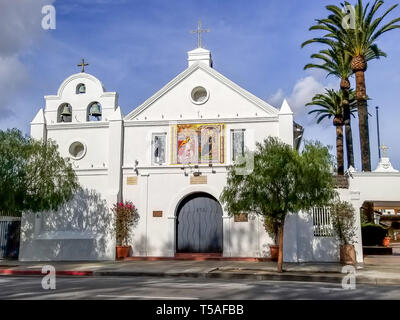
[0,217,21,260]
[176,193,223,253]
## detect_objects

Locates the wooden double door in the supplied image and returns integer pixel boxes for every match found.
[176,193,223,253]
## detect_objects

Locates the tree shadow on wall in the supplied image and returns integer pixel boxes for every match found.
[20,188,114,261]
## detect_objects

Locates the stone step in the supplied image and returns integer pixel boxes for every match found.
[123,254,272,262]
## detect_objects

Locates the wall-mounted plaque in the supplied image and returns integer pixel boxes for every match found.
[127,176,138,185]
[153,211,163,217]
[234,213,248,222]
[190,175,207,185]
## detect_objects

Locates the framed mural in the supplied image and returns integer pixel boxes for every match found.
[171,124,225,164]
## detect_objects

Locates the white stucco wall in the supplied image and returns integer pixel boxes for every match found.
[21,72,120,261]
[22,53,369,263]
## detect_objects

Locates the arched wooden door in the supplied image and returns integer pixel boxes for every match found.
[176,193,223,253]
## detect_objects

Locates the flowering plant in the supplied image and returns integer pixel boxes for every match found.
[112,201,139,246]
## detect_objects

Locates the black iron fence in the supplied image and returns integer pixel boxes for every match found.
[0,216,21,260]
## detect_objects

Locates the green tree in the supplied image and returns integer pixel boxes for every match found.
[220,137,336,272]
[0,129,79,216]
[303,43,355,169]
[307,89,357,175]
[302,0,400,172]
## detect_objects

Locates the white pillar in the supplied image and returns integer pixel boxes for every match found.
[278,99,294,147]
[139,173,149,256]
[222,214,232,257]
[167,216,176,257]
[30,108,47,141]
[106,107,124,260]
[350,191,364,263]
[107,107,124,202]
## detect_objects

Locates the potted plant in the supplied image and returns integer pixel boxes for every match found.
[112,201,139,259]
[329,200,357,265]
[383,235,391,247]
[264,216,280,261]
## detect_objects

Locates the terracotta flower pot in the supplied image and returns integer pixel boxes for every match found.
[340,244,356,265]
[269,245,279,261]
[116,246,131,259]
[383,237,391,247]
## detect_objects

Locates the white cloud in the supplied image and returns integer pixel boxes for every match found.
[0,0,54,121]
[0,0,53,56]
[268,75,336,119]
[288,76,329,117]
[267,88,284,107]
[0,55,29,118]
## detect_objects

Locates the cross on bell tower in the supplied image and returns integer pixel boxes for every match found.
[380,144,389,158]
[77,58,89,73]
[190,20,210,48]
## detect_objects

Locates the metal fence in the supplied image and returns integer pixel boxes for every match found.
[311,207,334,237]
[0,216,21,260]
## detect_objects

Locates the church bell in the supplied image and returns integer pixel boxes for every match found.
[90,103,102,118]
[61,104,72,117]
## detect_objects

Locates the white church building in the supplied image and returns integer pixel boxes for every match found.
[19,38,400,264]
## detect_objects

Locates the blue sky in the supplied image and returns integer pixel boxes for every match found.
[1,0,400,170]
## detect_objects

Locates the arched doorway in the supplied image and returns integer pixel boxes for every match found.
[176,192,223,253]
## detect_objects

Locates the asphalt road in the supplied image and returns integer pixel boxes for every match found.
[1,276,400,300]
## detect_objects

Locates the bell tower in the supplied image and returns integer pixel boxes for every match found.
[42,70,118,124]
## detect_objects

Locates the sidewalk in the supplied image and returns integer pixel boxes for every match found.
[1,256,399,285]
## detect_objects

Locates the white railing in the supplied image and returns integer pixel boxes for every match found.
[311,207,334,237]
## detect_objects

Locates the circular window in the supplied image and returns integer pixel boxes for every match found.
[68,141,86,160]
[190,86,209,105]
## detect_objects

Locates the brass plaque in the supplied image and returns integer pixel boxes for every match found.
[127,176,138,185]
[234,213,248,222]
[153,211,163,217]
[190,175,207,185]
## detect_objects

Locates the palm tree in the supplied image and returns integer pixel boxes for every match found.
[302,0,400,172]
[307,89,357,175]
[304,42,355,169]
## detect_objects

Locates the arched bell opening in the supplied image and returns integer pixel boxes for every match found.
[76,83,86,94]
[87,102,102,121]
[57,103,72,123]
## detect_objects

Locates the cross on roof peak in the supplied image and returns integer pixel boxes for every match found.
[77,58,89,73]
[190,20,210,48]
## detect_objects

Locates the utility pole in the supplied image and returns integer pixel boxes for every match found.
[376,106,381,159]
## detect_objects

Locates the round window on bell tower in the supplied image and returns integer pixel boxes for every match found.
[68,141,86,160]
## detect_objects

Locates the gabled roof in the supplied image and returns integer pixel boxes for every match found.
[124,62,278,120]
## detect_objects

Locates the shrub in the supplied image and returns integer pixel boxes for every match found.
[329,200,357,245]
[112,201,139,246]
[362,223,388,246]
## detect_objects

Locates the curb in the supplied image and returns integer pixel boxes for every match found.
[1,268,400,286]
[0,268,353,284]
[0,269,93,276]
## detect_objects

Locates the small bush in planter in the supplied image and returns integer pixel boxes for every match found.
[361,223,388,246]
[329,200,357,264]
[263,216,280,261]
[112,201,139,258]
